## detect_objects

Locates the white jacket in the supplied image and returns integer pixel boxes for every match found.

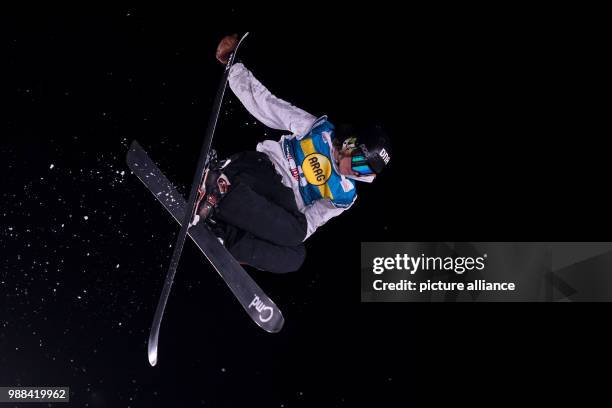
[228,63,351,240]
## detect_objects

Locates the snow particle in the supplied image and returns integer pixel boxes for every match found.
[49,164,55,170]
[83,216,89,220]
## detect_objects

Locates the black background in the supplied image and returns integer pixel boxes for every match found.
[1,5,607,407]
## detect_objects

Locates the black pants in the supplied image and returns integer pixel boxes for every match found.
[214,151,308,273]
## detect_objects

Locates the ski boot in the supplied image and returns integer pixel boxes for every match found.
[190,160,231,227]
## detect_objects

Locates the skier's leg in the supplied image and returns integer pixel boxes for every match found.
[226,230,306,274]
[214,151,307,246]
[223,151,304,215]
[215,181,307,247]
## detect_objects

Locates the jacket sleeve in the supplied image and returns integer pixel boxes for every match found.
[228,63,317,137]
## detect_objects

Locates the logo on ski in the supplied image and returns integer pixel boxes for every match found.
[249,295,274,323]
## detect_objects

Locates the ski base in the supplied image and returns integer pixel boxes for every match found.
[127,141,285,356]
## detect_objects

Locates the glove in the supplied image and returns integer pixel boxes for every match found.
[216,33,239,65]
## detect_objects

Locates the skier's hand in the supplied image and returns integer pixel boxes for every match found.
[216,34,239,65]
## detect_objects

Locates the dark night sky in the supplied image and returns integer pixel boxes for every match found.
[2,5,609,407]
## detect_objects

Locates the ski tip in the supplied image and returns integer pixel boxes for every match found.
[237,32,249,48]
[264,310,285,334]
[126,140,141,166]
[148,344,158,367]
[129,140,141,151]
[266,323,284,334]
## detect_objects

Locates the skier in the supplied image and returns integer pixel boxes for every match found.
[193,34,392,274]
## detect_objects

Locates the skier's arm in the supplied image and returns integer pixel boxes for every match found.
[228,63,317,136]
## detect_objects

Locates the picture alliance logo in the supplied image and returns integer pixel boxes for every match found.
[372,253,488,275]
[249,295,274,323]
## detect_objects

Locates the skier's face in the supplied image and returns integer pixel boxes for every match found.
[338,155,357,176]
[335,149,359,176]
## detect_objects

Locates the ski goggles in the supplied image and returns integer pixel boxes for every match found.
[351,150,376,176]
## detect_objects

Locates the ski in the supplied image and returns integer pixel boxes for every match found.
[143,32,250,367]
[127,141,284,333]
[127,141,284,332]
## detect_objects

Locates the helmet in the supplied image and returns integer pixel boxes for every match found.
[335,124,392,175]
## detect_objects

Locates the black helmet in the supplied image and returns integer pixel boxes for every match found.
[335,124,392,174]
